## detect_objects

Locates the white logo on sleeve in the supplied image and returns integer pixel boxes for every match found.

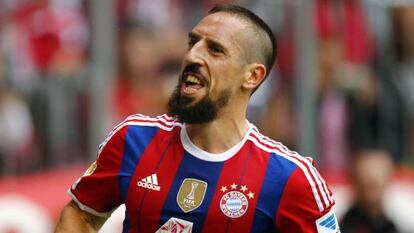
[316,210,340,233]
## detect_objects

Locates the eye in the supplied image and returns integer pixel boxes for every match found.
[209,45,224,54]
[188,38,198,49]
[210,46,222,53]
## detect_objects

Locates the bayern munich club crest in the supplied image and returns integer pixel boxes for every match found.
[219,183,254,218]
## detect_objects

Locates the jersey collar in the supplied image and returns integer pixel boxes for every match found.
[180,122,253,162]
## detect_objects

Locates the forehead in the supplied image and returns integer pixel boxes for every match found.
[192,13,250,49]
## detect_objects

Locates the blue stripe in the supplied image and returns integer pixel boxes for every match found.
[159,152,224,233]
[118,125,159,232]
[251,153,297,233]
[122,209,130,233]
[118,125,159,202]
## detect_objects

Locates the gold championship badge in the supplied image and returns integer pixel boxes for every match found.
[176,178,208,213]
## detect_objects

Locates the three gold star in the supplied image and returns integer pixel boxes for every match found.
[221,183,254,199]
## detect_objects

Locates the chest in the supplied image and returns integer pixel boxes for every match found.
[121,146,276,233]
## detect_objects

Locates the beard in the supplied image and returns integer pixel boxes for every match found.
[167,85,231,124]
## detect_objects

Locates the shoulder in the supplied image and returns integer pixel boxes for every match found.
[248,126,314,170]
[109,114,182,137]
[98,114,182,154]
[248,126,334,212]
[113,114,182,132]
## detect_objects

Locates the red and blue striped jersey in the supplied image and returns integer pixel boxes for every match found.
[69,114,338,233]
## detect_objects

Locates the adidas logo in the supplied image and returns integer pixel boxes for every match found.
[318,213,337,230]
[137,173,161,191]
[316,211,339,233]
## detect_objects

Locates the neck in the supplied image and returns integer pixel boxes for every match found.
[185,113,250,154]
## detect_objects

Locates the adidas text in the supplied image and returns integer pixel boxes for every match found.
[137,174,161,191]
[137,181,161,191]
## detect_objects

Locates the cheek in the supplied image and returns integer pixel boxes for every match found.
[209,76,236,95]
[209,60,244,89]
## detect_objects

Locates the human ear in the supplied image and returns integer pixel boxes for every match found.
[242,64,266,90]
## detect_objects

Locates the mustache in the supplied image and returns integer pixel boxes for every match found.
[180,63,208,86]
[182,63,201,76]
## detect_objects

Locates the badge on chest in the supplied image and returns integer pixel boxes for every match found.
[176,178,208,213]
[219,183,254,218]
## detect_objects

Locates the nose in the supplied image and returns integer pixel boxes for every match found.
[183,41,205,66]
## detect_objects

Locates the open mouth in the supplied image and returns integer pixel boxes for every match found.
[181,73,207,95]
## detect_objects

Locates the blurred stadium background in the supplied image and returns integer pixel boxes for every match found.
[0,0,414,232]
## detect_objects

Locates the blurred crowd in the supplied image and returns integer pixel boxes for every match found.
[1,0,414,231]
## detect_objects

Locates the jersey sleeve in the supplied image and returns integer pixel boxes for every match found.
[275,166,340,233]
[68,124,129,218]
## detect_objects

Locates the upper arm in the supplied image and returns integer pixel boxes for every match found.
[275,167,339,233]
[69,125,129,216]
[54,200,107,233]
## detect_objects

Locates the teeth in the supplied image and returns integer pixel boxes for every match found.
[186,75,201,85]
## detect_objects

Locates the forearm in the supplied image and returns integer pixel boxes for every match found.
[55,201,107,233]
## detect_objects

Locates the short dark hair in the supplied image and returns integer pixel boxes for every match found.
[208,4,277,79]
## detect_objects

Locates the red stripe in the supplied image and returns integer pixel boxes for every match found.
[276,168,328,232]
[125,127,185,232]
[226,144,270,233]
[72,125,128,213]
[202,141,270,233]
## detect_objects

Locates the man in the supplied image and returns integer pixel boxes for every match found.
[55,4,339,233]
[341,150,398,233]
